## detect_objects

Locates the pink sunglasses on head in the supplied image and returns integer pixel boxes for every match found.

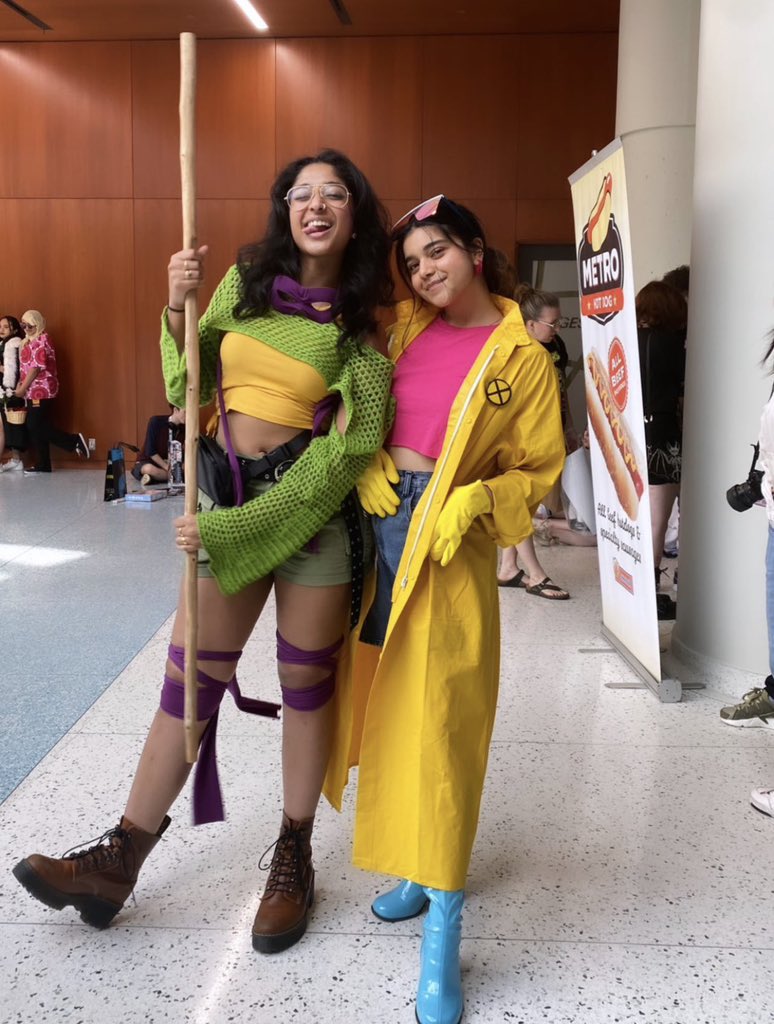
[391,194,446,234]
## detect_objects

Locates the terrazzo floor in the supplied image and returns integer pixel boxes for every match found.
[1,470,774,1024]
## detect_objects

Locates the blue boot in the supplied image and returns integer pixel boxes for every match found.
[371,879,428,922]
[415,888,464,1024]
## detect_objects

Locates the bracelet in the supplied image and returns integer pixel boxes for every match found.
[168,304,184,313]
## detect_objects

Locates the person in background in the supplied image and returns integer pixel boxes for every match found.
[132,405,186,485]
[535,427,597,547]
[496,285,572,599]
[537,514,597,547]
[661,264,689,300]
[12,150,395,955]
[0,314,27,472]
[16,310,89,474]
[636,281,687,620]
[345,195,564,1024]
[720,327,774,817]
[660,265,689,562]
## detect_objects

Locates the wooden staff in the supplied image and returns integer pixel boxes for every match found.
[180,32,200,763]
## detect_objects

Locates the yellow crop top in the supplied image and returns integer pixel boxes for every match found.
[220,332,329,429]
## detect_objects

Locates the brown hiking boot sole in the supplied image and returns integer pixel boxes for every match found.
[12,859,123,929]
[252,873,314,954]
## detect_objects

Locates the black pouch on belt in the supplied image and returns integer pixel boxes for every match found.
[197,435,236,506]
[197,431,311,508]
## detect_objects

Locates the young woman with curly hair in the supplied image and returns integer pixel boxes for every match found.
[13,150,395,956]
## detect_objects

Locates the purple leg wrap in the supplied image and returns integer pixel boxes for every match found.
[160,644,280,825]
[276,631,343,712]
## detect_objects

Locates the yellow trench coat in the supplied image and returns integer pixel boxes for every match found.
[324,295,565,891]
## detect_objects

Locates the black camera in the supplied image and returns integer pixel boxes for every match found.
[726,442,764,512]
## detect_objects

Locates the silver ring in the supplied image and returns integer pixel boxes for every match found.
[185,269,192,279]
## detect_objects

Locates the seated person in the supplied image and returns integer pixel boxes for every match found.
[132,405,185,484]
[537,516,597,548]
[537,427,597,547]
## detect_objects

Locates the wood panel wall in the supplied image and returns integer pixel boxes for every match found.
[0,34,617,462]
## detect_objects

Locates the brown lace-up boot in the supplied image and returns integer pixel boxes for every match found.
[12,815,171,929]
[252,812,315,953]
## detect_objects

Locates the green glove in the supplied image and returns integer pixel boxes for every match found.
[430,480,492,567]
[356,449,400,517]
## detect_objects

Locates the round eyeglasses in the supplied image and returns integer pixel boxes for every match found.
[285,183,351,208]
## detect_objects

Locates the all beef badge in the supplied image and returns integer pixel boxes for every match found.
[577,172,645,521]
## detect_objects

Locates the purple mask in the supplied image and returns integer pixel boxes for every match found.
[271,275,339,324]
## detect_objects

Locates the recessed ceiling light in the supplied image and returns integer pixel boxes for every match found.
[232,0,269,32]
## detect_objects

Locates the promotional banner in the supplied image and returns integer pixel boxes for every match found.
[569,139,661,682]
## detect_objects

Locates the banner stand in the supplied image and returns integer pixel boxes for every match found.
[600,625,680,701]
[600,625,705,702]
[570,139,679,699]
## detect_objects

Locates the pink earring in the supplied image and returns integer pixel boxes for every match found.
[475,261,483,276]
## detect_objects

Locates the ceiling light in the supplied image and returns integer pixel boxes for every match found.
[232,0,269,31]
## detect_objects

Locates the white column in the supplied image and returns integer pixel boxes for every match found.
[671,0,774,689]
[615,0,700,290]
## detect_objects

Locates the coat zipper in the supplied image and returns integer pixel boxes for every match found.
[400,345,501,589]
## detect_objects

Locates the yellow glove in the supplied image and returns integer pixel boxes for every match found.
[356,449,400,517]
[430,480,492,567]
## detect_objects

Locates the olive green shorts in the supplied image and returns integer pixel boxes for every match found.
[196,478,372,587]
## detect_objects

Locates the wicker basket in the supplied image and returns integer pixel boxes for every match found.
[5,407,27,425]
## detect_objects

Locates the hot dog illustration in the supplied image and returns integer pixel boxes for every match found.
[585,348,644,519]
[585,173,613,252]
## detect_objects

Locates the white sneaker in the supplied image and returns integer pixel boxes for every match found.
[0,459,22,473]
[75,432,91,459]
[751,788,774,817]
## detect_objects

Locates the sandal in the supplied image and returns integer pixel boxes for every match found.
[525,576,570,600]
[497,569,527,589]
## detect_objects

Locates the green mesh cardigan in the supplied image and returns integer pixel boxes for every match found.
[160,265,394,595]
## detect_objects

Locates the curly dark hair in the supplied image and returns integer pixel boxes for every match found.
[763,328,774,371]
[392,197,512,299]
[234,149,393,346]
[0,315,23,339]
[661,264,690,296]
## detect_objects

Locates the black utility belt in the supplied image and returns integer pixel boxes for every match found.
[197,430,311,508]
[236,429,312,483]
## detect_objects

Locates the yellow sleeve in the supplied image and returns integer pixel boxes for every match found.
[480,346,566,547]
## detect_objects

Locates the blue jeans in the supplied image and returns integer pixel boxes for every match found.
[360,471,432,647]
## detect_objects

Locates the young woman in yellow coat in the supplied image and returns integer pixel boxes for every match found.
[324,196,565,1024]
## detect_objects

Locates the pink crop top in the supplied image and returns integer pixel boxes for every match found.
[387,318,497,459]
